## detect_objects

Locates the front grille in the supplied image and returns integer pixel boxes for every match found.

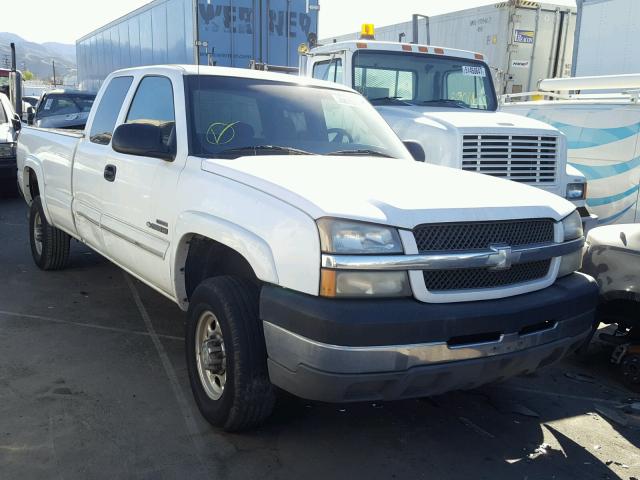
[413,219,555,292]
[413,219,555,252]
[423,260,551,291]
[462,134,557,184]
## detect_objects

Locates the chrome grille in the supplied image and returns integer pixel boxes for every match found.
[423,260,551,291]
[414,219,554,291]
[462,134,557,184]
[413,219,555,252]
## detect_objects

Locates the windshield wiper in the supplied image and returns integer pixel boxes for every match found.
[216,145,314,157]
[326,149,393,158]
[368,96,411,105]
[419,99,470,108]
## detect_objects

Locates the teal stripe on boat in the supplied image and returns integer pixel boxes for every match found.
[598,202,637,224]
[569,157,640,180]
[525,112,640,149]
[587,184,640,207]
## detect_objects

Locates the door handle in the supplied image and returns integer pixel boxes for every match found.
[104,164,117,182]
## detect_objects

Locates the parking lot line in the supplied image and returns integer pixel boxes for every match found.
[0,309,184,341]
[123,272,210,473]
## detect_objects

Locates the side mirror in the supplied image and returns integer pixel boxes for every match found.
[11,114,21,132]
[403,140,425,162]
[112,122,176,161]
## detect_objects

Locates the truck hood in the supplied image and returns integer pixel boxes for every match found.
[375,106,559,133]
[201,155,574,228]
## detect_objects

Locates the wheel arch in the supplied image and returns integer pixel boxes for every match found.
[172,211,279,310]
[22,159,53,223]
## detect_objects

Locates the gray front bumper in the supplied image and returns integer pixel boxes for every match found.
[265,320,592,403]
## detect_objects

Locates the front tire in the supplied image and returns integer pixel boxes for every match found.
[186,276,275,431]
[29,196,70,270]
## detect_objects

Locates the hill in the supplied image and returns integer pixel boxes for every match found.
[0,32,76,82]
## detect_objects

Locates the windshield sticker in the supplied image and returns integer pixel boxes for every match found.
[206,121,238,145]
[44,98,53,110]
[461,66,486,77]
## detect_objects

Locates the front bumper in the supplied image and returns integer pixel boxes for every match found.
[260,273,598,402]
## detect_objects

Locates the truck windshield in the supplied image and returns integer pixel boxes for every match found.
[353,50,497,111]
[185,75,411,160]
[36,94,95,118]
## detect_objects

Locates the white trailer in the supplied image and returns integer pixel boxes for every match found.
[573,0,640,77]
[324,1,576,95]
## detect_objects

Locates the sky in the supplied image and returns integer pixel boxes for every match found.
[2,0,576,45]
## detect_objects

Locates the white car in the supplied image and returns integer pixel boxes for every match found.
[17,65,597,431]
[0,92,20,192]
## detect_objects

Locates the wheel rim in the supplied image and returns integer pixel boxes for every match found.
[33,210,43,256]
[195,310,227,400]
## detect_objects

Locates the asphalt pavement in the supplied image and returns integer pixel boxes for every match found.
[0,195,638,480]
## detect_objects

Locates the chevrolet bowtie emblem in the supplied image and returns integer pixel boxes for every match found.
[488,244,517,270]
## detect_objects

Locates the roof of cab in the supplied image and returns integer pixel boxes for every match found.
[109,64,356,93]
[310,40,484,61]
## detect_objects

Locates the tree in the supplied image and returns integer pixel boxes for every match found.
[22,70,34,81]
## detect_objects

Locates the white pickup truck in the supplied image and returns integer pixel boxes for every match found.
[17,65,597,431]
[300,40,594,225]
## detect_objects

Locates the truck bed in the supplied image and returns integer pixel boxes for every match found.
[18,125,83,236]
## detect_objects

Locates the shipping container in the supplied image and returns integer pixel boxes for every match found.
[325,1,575,95]
[572,0,640,77]
[76,0,319,91]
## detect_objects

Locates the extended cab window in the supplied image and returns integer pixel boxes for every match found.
[312,59,343,83]
[126,76,175,147]
[90,76,133,145]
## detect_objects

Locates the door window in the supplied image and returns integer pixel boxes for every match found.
[89,76,133,145]
[126,76,175,147]
[312,59,344,84]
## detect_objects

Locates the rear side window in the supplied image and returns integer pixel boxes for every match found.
[90,76,133,145]
[126,76,175,147]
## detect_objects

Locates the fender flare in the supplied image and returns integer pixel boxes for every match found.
[172,211,279,310]
[22,157,53,224]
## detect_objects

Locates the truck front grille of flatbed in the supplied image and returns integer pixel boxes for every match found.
[462,134,557,184]
[422,260,551,291]
[413,219,555,292]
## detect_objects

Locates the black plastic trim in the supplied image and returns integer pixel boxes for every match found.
[259,273,598,347]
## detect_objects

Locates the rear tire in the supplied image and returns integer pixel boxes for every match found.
[186,276,275,431]
[29,196,70,270]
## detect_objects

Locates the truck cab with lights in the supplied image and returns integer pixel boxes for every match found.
[300,25,594,228]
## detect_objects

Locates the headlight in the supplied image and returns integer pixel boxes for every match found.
[562,210,583,241]
[317,218,403,254]
[566,182,586,200]
[320,269,411,298]
[0,142,16,158]
[558,249,583,277]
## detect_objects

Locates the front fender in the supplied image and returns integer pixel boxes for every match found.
[172,211,279,309]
